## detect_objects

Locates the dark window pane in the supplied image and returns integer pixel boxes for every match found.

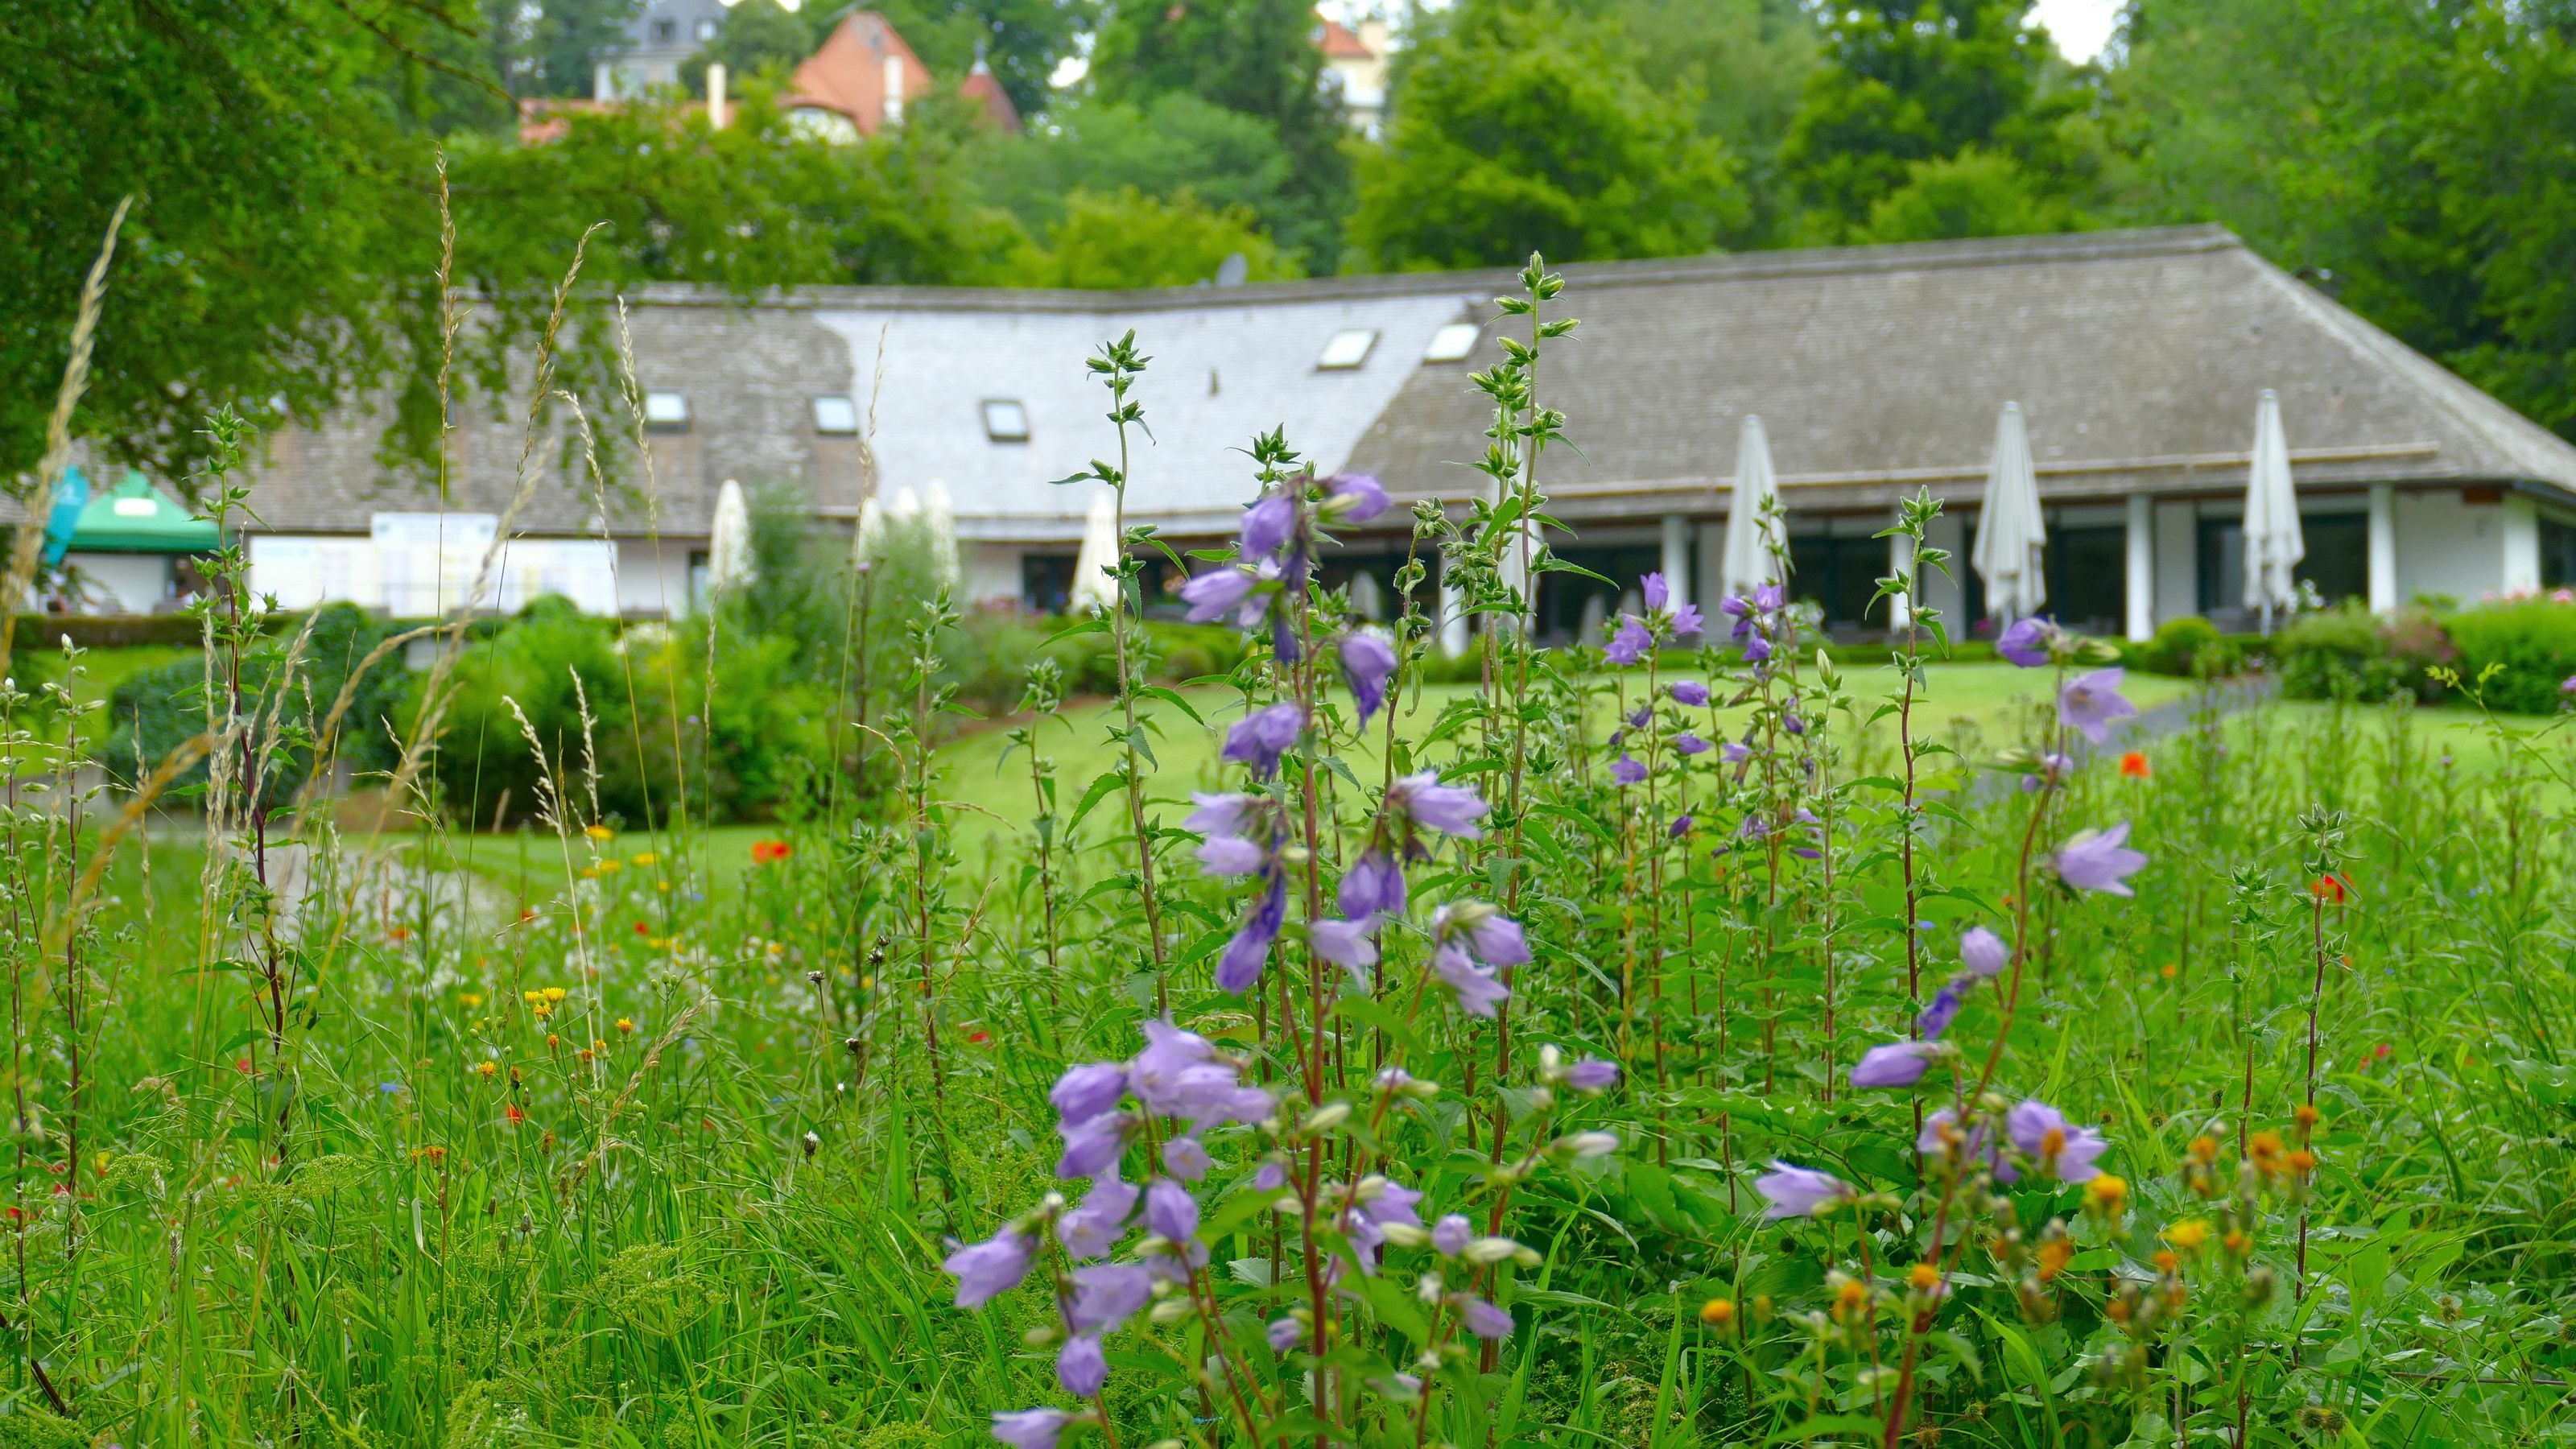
[2047,525,2125,634]
[1022,555,1075,613]
[1786,534,1886,629]
[2543,517,2576,589]
[1537,544,1662,643]
[2299,514,2368,605]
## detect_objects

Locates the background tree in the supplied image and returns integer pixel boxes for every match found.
[964,93,1302,259]
[1014,188,1294,288]
[1089,0,1352,265]
[1349,0,1741,270]
[1562,0,1822,246]
[865,0,1099,118]
[1781,0,2102,242]
[682,0,820,90]
[0,0,463,485]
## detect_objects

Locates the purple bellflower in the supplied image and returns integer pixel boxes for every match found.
[1605,615,1653,665]
[1056,1334,1107,1397]
[1160,1134,1212,1182]
[1056,1112,1131,1181]
[2058,667,2138,745]
[1340,631,1398,724]
[1431,943,1510,1018]
[2055,821,2147,896]
[1431,1214,1473,1256]
[1058,1175,1137,1258]
[1216,873,1287,992]
[943,1226,1034,1308]
[1179,567,1256,624]
[1324,473,1389,522]
[1996,616,2058,667]
[1674,731,1711,755]
[1050,1063,1128,1125]
[1672,679,1711,707]
[1067,1263,1154,1332]
[1917,978,1968,1039]
[1458,1296,1514,1340]
[1222,703,1305,778]
[1241,495,1294,556]
[992,1407,1074,1449]
[1146,1177,1199,1242]
[1959,927,2008,979]
[1339,849,1407,919]
[1754,1161,1856,1219]
[1387,770,1488,840]
[2006,1100,2110,1183]
[1611,753,1648,785]
[1850,1039,1941,1088]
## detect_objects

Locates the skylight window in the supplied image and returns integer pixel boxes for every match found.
[812,394,860,435]
[642,390,691,431]
[1423,323,1481,363]
[983,399,1030,442]
[1317,328,1378,370]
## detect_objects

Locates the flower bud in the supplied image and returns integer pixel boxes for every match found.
[1463,1236,1521,1265]
[1303,1101,1353,1133]
[1556,1131,1619,1159]
[1150,1296,1198,1325]
[1379,1220,1429,1248]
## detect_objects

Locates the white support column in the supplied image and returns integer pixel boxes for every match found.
[2504,493,2542,596]
[1658,513,1690,611]
[2368,483,2397,613]
[1695,518,1727,623]
[1888,520,1914,630]
[2124,493,2154,642]
[1438,575,1469,658]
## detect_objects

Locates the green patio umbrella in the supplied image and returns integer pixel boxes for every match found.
[68,471,220,554]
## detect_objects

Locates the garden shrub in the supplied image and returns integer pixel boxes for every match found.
[100,601,411,807]
[2124,615,2252,679]
[2444,596,2576,712]
[2279,604,2418,701]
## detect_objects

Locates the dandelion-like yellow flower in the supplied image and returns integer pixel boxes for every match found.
[543,987,568,1002]
[2165,1220,2211,1253]
[616,1018,635,1034]
[460,993,485,1009]
[1907,1262,1942,1292]
[2083,1173,2128,1216]
[597,859,622,873]
[631,852,658,866]
[584,824,613,842]
[1698,1298,1736,1327]
[473,1061,498,1078]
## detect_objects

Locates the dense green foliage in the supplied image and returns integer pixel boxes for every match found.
[1350,0,1743,270]
[10,266,2576,1449]
[25,0,2576,493]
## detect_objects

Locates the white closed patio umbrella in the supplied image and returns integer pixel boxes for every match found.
[708,477,755,596]
[1487,473,1536,631]
[2242,388,2303,632]
[1068,487,1119,614]
[1718,414,1784,597]
[1971,402,2047,621]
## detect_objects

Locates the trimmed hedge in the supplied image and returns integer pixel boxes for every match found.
[2446,597,2576,713]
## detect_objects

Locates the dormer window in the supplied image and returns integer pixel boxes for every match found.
[812,394,860,435]
[982,399,1030,442]
[695,17,718,40]
[1317,328,1378,370]
[642,390,691,431]
[650,19,675,43]
[1424,323,1480,363]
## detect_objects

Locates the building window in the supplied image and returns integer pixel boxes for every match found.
[1787,534,1888,631]
[2042,522,2126,635]
[982,399,1030,442]
[1316,328,1378,370]
[812,394,860,435]
[2194,511,2368,615]
[2543,515,2576,589]
[1534,543,1662,644]
[1022,555,1076,613]
[642,390,690,431]
[650,19,675,42]
[1423,323,1480,363]
[696,17,718,40]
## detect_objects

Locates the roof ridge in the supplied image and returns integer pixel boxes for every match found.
[621,224,2248,316]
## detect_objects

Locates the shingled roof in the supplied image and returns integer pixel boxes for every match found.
[232,225,2576,542]
[1344,225,2576,522]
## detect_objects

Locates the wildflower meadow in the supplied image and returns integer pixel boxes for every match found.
[10,252,2576,1449]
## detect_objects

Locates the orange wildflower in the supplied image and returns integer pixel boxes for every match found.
[2119,750,2150,778]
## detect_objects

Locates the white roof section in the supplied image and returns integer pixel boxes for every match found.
[813,288,1481,541]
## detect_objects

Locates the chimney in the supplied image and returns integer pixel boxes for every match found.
[707,61,728,130]
[882,55,905,126]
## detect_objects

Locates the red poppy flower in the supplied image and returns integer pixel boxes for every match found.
[2309,873,2353,903]
[634,921,650,935]
[504,1103,526,1126]
[968,1030,991,1046]
[750,840,793,865]
[2118,751,2150,778]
